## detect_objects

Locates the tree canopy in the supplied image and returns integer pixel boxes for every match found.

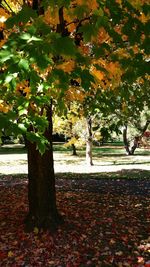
[0,0,149,152]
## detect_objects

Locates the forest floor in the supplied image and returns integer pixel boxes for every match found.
[0,145,150,266]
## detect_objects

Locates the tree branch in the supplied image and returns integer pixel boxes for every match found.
[0,0,14,13]
[56,6,69,36]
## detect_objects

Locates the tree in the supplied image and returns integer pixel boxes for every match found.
[0,0,149,231]
[114,82,150,155]
[122,115,150,155]
[53,104,80,156]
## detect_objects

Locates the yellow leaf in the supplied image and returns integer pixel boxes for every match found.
[66,87,85,102]
[132,45,139,54]
[0,101,10,113]
[95,27,111,44]
[74,0,98,10]
[43,7,59,26]
[91,66,104,82]
[65,137,77,147]
[116,0,122,5]
[8,251,14,257]
[56,60,75,73]
[79,41,90,55]
[23,86,31,94]
[0,8,10,23]
[33,227,39,234]
[139,13,149,23]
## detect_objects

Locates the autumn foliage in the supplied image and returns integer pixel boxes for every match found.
[0,0,149,140]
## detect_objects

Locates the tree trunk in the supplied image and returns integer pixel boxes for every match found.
[86,116,93,165]
[69,121,78,156]
[72,143,77,156]
[123,120,150,155]
[130,136,140,155]
[25,106,63,232]
[123,124,132,155]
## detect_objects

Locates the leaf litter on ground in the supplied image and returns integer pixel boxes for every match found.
[0,175,150,267]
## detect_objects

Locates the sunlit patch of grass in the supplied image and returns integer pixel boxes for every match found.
[0,143,150,176]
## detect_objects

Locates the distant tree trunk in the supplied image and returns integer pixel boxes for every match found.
[123,120,150,155]
[69,121,77,156]
[123,124,132,155]
[86,116,93,165]
[25,105,63,232]
[130,136,140,155]
[72,143,77,156]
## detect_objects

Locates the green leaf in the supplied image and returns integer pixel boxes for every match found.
[74,5,89,20]
[34,116,48,132]
[6,6,37,28]
[26,132,49,154]
[28,36,42,42]
[26,132,40,143]
[18,123,27,133]
[19,33,31,40]
[81,69,95,90]
[18,108,28,116]
[18,59,29,71]
[53,37,76,56]
[93,8,104,17]
[143,3,150,15]
[5,74,14,83]
[36,141,47,155]
[142,37,150,55]
[0,50,12,63]
[79,24,97,42]
[36,55,50,70]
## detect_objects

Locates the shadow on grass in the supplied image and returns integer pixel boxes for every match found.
[54,157,150,165]
[0,169,150,180]
[0,146,26,154]
[0,170,149,196]
[55,169,150,196]
[56,169,150,180]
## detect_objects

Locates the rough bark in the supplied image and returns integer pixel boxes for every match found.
[24,3,66,232]
[86,116,93,165]
[25,106,63,232]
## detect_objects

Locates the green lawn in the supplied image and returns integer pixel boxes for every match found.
[0,143,150,179]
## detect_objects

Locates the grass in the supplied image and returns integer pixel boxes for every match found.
[0,143,150,179]
[0,144,26,154]
[1,144,150,166]
[55,169,150,180]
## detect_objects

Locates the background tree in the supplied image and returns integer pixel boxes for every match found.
[53,103,81,156]
[113,81,150,155]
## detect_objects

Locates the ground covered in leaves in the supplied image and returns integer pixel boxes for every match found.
[0,175,150,267]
